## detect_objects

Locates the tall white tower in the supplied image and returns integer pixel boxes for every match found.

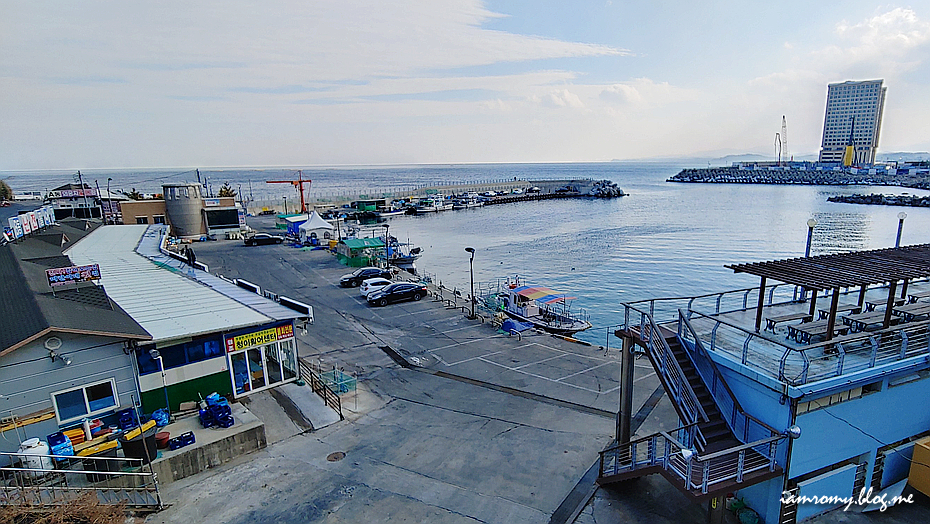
[818,79,886,164]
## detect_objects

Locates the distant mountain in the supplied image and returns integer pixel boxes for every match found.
[877,152,930,162]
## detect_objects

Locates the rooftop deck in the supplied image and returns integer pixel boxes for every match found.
[621,278,930,389]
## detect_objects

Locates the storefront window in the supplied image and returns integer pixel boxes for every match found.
[248,347,265,389]
[281,340,298,380]
[264,344,282,384]
[226,323,299,397]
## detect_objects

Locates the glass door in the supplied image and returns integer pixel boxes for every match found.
[247,347,265,389]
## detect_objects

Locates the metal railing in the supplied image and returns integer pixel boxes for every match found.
[1,451,161,509]
[599,423,785,495]
[625,306,709,445]
[299,360,344,420]
[621,279,930,387]
[677,310,782,444]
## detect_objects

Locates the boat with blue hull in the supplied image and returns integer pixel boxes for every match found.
[487,276,591,335]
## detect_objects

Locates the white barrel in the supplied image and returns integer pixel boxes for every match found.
[18,438,53,477]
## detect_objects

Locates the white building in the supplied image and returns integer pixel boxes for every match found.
[818,79,886,164]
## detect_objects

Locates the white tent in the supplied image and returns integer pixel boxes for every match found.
[298,211,336,244]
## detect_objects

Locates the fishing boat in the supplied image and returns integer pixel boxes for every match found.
[412,197,453,214]
[487,276,591,335]
[452,193,484,210]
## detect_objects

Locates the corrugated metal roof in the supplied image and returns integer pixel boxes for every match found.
[65,225,278,343]
[134,225,305,323]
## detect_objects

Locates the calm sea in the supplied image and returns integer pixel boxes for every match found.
[5,162,929,345]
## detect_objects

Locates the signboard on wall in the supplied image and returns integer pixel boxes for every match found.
[225,324,294,353]
[46,264,102,287]
[47,188,97,199]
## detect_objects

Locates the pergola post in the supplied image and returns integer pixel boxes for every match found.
[825,287,841,341]
[857,285,868,311]
[883,280,898,329]
[900,278,909,300]
[808,290,818,320]
[755,276,766,332]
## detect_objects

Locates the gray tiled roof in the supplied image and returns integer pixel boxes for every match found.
[0,221,151,356]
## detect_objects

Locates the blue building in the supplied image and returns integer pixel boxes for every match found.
[599,245,930,522]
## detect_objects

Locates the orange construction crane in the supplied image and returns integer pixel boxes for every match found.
[266,170,312,213]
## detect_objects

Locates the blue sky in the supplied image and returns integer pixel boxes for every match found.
[2,1,929,168]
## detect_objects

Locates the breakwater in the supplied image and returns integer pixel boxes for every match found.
[249,178,623,214]
[668,167,930,190]
[828,194,930,208]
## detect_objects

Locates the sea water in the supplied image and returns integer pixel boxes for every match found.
[5,162,929,345]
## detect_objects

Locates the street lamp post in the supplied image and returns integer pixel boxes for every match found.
[383,224,390,267]
[283,195,288,215]
[799,219,817,301]
[106,178,113,224]
[895,212,907,248]
[465,247,476,319]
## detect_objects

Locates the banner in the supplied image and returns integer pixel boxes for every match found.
[8,217,23,239]
[225,324,294,352]
[46,264,102,287]
[47,188,97,198]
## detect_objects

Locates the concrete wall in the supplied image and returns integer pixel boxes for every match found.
[0,333,139,459]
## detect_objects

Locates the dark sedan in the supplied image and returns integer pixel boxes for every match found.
[244,233,285,246]
[339,267,393,287]
[366,282,428,306]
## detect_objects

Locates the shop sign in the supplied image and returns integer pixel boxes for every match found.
[46,264,101,287]
[225,324,294,352]
[47,188,97,199]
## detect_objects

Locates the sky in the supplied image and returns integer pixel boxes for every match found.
[2,1,929,169]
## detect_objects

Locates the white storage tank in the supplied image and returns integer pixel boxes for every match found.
[18,438,53,477]
[163,183,205,239]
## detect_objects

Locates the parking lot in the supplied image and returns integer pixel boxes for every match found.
[155,220,687,524]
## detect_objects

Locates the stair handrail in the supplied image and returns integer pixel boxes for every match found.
[623,306,709,430]
[677,310,782,442]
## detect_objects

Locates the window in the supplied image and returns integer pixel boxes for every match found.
[52,379,119,424]
[136,216,149,224]
[153,215,166,224]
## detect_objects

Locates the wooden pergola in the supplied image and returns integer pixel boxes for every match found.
[726,244,930,339]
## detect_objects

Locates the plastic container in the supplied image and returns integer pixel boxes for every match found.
[120,425,158,464]
[18,438,53,477]
[155,432,171,449]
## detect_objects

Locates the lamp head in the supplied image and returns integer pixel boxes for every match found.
[807,219,817,228]
[898,211,907,220]
[465,247,475,254]
[149,348,161,359]
[681,448,694,460]
[786,424,801,439]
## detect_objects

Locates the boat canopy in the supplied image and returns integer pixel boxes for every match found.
[513,285,576,304]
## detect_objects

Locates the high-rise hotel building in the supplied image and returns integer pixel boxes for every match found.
[818,79,886,164]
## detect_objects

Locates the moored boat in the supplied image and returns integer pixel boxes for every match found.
[486,276,591,335]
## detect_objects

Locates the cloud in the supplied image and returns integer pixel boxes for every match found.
[540,89,585,109]
[813,7,930,77]
[599,78,697,107]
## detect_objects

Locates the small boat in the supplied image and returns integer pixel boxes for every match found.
[487,276,591,335]
[452,193,484,210]
[412,197,453,214]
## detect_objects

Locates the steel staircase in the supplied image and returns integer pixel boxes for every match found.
[597,308,785,500]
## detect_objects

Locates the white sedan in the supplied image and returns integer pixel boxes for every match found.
[360,277,393,297]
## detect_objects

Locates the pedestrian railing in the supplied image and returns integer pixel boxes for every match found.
[299,360,344,420]
[0,451,161,510]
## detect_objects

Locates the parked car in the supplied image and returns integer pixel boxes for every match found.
[511,188,524,194]
[527,186,541,193]
[339,267,392,287]
[244,233,285,246]
[481,191,497,197]
[367,282,429,306]
[360,277,392,297]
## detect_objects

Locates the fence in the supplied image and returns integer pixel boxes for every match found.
[1,451,161,510]
[298,360,344,420]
